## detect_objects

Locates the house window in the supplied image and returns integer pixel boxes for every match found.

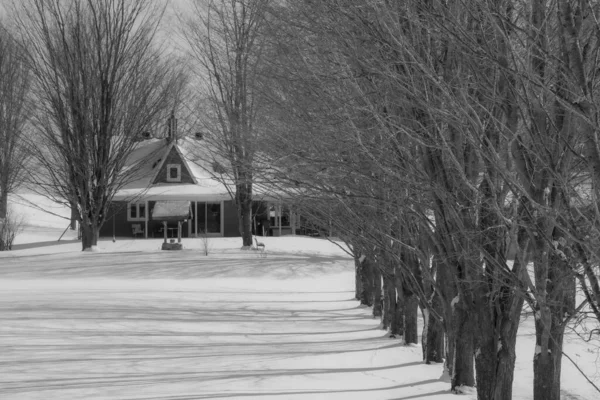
[270,205,291,227]
[128,202,146,221]
[167,164,181,182]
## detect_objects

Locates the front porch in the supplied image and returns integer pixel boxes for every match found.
[101,199,239,239]
[101,199,323,240]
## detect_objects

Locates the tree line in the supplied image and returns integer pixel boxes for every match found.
[250,1,600,400]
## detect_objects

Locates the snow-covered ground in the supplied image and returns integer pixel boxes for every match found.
[1,194,599,399]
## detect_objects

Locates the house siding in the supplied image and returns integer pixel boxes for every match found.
[100,201,131,237]
[153,146,195,185]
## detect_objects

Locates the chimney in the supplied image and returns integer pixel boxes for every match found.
[135,131,151,142]
[167,110,177,142]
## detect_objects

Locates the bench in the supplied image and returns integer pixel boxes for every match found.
[132,223,144,238]
[254,236,265,253]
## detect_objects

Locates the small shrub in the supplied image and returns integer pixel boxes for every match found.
[200,230,212,256]
[0,210,26,251]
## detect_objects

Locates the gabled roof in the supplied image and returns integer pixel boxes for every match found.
[113,137,233,202]
[151,143,198,185]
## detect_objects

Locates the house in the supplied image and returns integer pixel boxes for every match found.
[99,133,301,239]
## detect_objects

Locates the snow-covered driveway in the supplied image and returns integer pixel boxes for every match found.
[0,238,453,400]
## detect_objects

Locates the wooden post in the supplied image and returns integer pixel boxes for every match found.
[144,200,148,239]
[178,221,182,243]
[220,201,224,236]
[163,221,167,244]
[278,203,282,237]
[290,205,295,235]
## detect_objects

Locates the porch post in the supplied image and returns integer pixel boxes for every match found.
[144,200,148,239]
[264,201,269,236]
[188,202,192,238]
[194,201,198,236]
[220,201,224,236]
[290,204,295,236]
[163,221,167,244]
[178,221,182,243]
[278,202,282,237]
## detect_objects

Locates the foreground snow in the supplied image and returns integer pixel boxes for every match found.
[1,237,453,400]
[1,194,599,399]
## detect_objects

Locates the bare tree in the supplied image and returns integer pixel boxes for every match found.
[14,0,183,250]
[260,1,524,399]
[182,0,269,248]
[0,25,31,223]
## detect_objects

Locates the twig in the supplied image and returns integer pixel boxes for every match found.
[562,350,600,395]
[324,236,354,258]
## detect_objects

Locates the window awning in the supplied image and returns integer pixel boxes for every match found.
[152,201,191,221]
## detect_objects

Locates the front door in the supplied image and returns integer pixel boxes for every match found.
[195,202,221,235]
[206,203,221,234]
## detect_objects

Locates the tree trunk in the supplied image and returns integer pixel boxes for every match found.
[434,256,456,377]
[355,255,363,300]
[533,321,566,400]
[81,223,99,251]
[70,201,78,230]
[0,187,7,220]
[372,268,382,318]
[421,307,428,360]
[451,303,475,390]
[425,291,444,363]
[361,257,373,307]
[533,252,576,400]
[470,182,524,400]
[473,305,522,400]
[474,323,496,400]
[0,188,8,250]
[472,276,525,400]
[236,183,253,248]
[382,270,395,331]
[479,228,528,400]
[403,283,419,345]
[491,321,521,400]
[241,201,252,247]
[391,265,404,337]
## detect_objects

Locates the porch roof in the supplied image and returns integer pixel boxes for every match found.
[152,201,191,220]
[113,182,231,202]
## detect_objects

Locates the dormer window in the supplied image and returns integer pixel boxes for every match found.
[167,164,181,182]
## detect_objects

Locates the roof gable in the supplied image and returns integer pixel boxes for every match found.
[114,137,236,201]
[152,145,197,185]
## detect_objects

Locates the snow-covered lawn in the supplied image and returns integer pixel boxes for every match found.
[0,237,453,400]
[1,195,599,399]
